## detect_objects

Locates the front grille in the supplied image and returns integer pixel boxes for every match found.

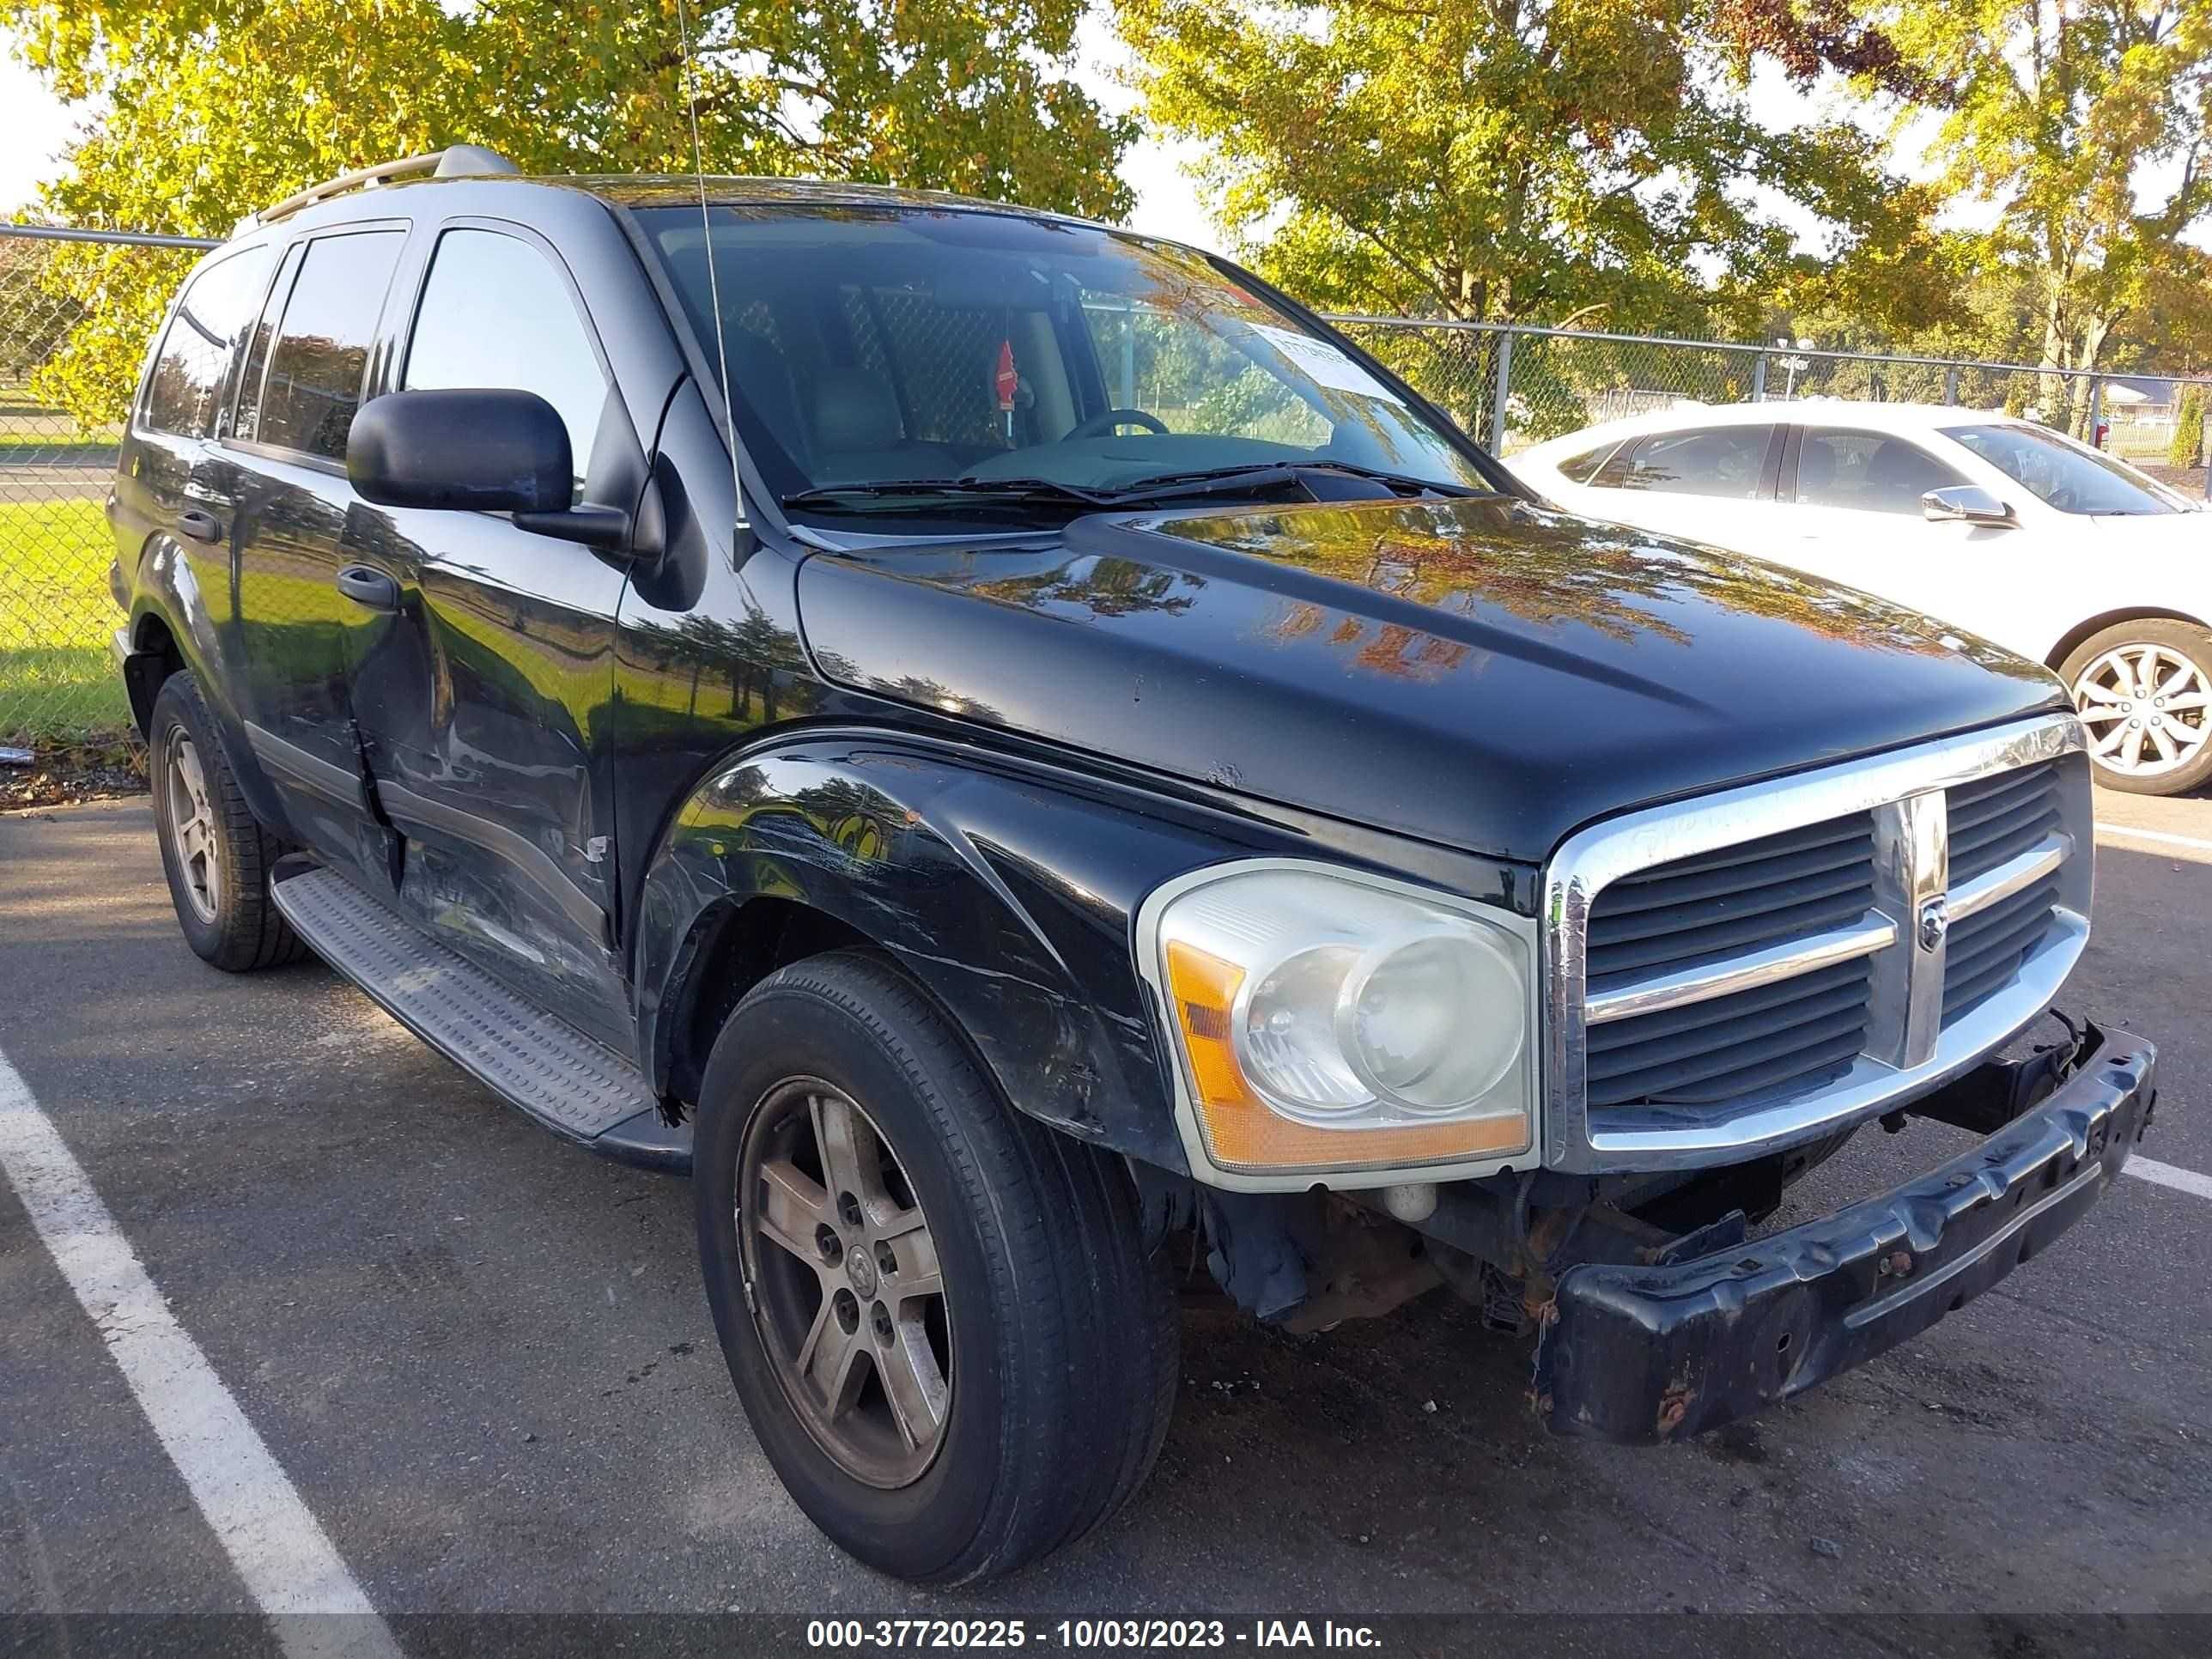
[1586,956,1870,1113]
[1946,872,2063,1020]
[1586,812,1876,979]
[1944,759,2067,1021]
[1585,812,1875,1114]
[1948,761,2063,884]
[1553,719,2093,1169]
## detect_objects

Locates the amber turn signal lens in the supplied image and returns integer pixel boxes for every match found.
[1164,939,1528,1175]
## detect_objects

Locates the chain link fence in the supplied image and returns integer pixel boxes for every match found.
[3,216,2209,754]
[1,224,211,754]
[1328,314,2209,465]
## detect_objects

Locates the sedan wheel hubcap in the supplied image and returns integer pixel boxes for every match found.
[737,1078,950,1488]
[163,730,222,923]
[2072,645,2211,777]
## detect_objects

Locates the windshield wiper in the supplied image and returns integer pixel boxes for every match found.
[781,477,1103,513]
[781,461,1489,517]
[1104,460,1486,502]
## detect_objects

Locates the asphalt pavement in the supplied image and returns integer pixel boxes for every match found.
[1,786,2208,1644]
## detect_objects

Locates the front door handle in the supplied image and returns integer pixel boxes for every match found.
[335,564,401,611]
[177,509,222,544]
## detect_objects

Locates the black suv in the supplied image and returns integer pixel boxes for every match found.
[108,147,2156,1583]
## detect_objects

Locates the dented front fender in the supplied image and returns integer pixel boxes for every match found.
[632,730,1303,1172]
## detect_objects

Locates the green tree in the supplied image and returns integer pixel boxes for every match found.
[2171,381,2207,466]
[7,0,1135,423]
[1858,0,2212,432]
[1113,0,1942,337]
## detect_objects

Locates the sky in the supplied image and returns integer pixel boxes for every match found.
[0,48,76,218]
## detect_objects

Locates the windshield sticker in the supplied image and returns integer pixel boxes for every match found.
[1250,324,1393,401]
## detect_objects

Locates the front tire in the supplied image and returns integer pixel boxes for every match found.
[2059,619,2212,796]
[693,951,1178,1583]
[148,672,307,971]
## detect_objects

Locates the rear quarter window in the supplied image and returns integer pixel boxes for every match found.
[141,246,274,439]
[1554,441,1621,485]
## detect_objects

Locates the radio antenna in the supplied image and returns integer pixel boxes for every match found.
[672,0,746,530]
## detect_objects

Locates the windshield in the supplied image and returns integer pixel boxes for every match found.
[637,205,1494,510]
[1942,422,2193,516]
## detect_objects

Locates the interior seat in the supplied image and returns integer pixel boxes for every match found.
[1795,441,1838,501]
[1866,439,1955,508]
[808,368,960,484]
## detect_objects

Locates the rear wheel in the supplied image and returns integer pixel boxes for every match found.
[149,672,307,970]
[2059,619,2212,795]
[693,951,1178,1583]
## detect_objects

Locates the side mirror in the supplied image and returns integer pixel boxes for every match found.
[349,389,571,514]
[1922,484,2015,527]
[347,389,634,551]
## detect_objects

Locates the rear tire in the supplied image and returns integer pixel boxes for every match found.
[2059,619,2212,796]
[693,951,1178,1583]
[149,672,308,971]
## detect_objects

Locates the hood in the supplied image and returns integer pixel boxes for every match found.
[793,495,2068,862]
[2088,507,2212,540]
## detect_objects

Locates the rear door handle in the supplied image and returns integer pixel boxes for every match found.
[177,509,222,544]
[335,564,401,611]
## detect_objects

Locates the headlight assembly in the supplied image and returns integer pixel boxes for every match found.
[1139,862,1537,1184]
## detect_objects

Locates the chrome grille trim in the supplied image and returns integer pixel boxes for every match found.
[1948,831,2069,921]
[1542,714,2092,1173]
[1583,909,1897,1025]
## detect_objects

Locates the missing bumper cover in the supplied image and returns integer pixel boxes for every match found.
[1531,1022,2154,1443]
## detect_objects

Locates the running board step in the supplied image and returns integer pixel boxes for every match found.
[271,865,689,1170]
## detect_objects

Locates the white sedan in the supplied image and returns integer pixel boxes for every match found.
[1512,400,2212,794]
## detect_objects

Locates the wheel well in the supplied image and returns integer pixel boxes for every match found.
[2045,607,2212,672]
[667,897,874,1103]
[123,613,185,735]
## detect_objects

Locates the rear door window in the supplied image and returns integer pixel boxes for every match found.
[231,243,302,447]
[1615,425,1777,497]
[241,229,405,459]
[401,228,610,496]
[143,246,275,439]
[1792,429,1967,514]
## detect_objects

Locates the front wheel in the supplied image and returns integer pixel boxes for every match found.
[2059,619,2212,796]
[693,951,1178,1583]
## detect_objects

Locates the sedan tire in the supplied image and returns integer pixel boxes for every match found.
[2060,619,2212,796]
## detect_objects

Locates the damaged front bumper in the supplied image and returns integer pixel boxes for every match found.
[1533,1022,2156,1443]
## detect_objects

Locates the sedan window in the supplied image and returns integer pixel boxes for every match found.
[1793,430,1966,515]
[1942,422,2192,516]
[1613,425,1775,497]
[1554,441,1623,484]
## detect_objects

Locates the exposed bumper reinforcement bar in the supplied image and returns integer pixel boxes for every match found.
[1534,1022,2155,1443]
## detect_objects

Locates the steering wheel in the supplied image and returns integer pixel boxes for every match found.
[1065,407,1170,441]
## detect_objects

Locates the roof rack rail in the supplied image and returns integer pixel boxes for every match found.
[247,144,520,230]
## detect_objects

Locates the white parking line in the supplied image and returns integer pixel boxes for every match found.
[0,1047,399,1659]
[2127,1156,2212,1202]
[2096,822,2212,855]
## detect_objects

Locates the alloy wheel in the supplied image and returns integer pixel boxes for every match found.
[163,728,222,923]
[2071,643,2212,779]
[737,1077,951,1489]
